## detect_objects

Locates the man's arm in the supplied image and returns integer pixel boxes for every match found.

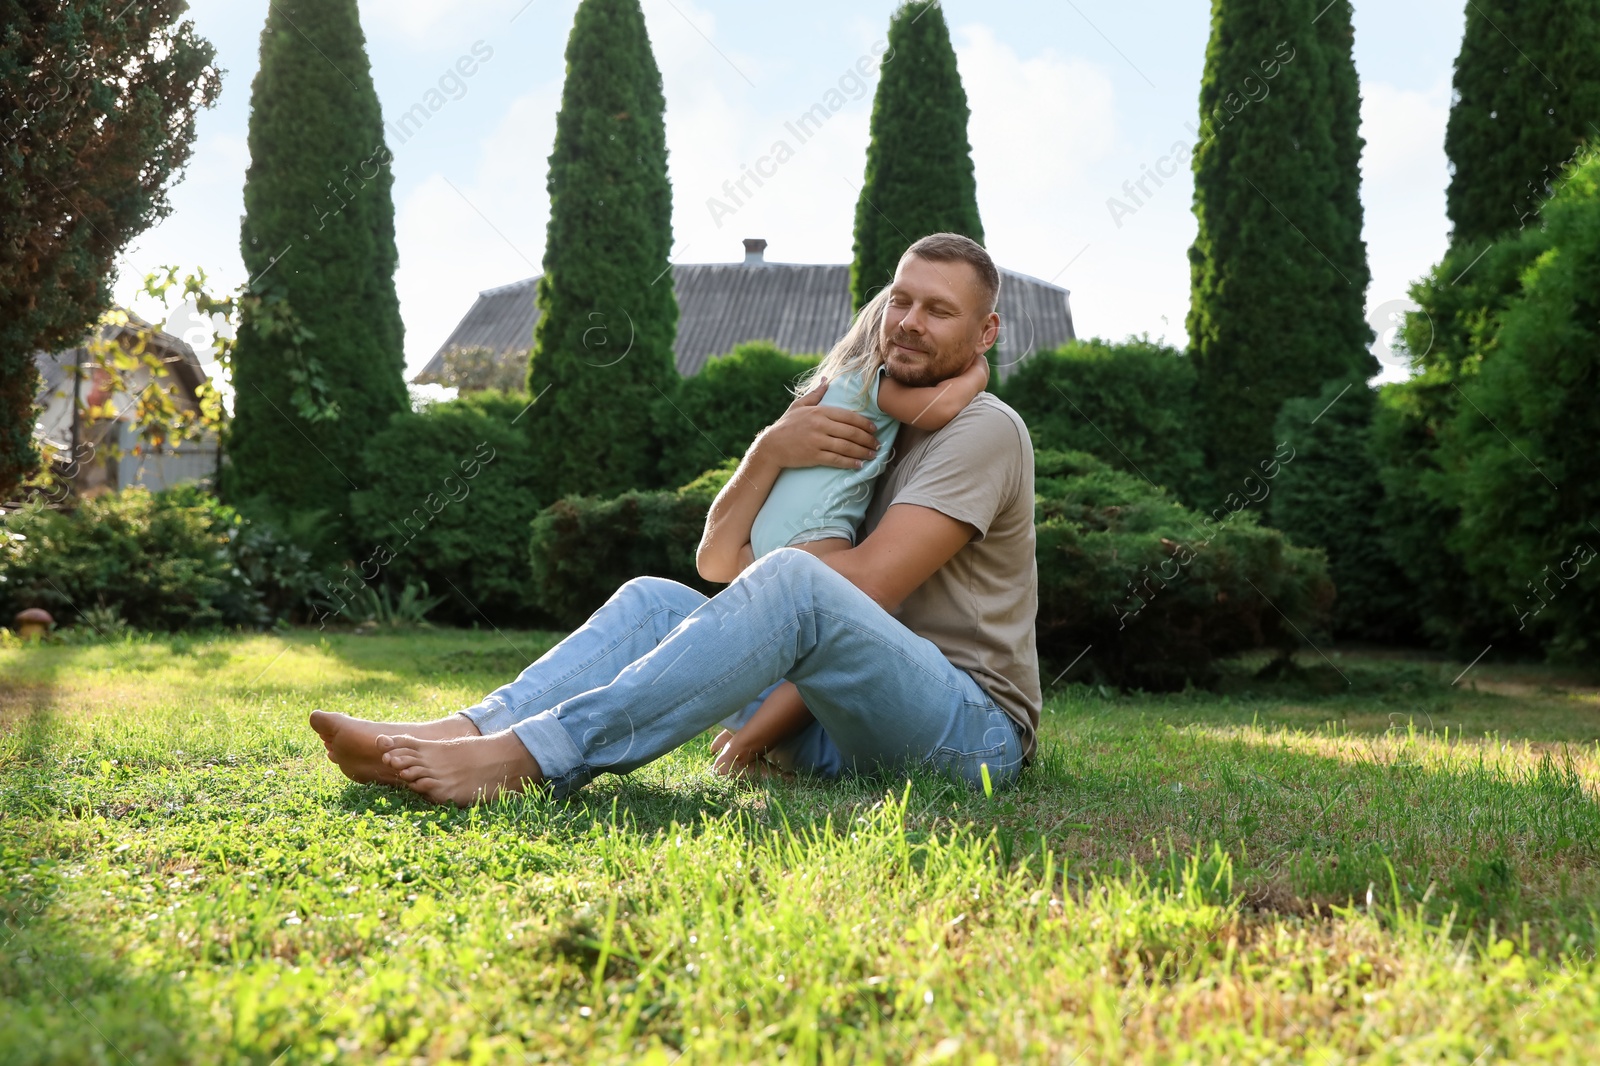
[824,404,1025,612]
[821,503,975,614]
[697,376,881,583]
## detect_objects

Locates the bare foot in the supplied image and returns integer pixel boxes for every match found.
[309,709,478,785]
[376,730,544,807]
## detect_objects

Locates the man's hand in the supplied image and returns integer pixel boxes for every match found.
[753,375,881,471]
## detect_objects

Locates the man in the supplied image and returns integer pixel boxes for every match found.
[310,232,1040,804]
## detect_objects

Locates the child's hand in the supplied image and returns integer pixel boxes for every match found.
[710,729,759,776]
[710,730,790,779]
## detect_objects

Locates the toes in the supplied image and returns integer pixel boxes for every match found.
[399,765,428,782]
[405,777,444,803]
[384,751,421,770]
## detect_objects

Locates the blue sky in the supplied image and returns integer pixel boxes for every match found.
[114,0,1467,385]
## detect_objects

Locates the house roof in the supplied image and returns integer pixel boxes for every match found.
[33,312,209,406]
[416,249,1076,384]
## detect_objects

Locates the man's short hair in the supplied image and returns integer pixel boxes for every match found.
[903,232,1001,316]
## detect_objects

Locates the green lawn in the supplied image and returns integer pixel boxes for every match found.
[3,629,1599,1063]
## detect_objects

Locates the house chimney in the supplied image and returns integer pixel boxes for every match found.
[742,238,767,265]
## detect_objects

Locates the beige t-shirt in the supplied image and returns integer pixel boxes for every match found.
[859,393,1042,759]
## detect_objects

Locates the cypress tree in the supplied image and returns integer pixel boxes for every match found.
[1314,1,1375,370]
[1186,0,1370,489]
[1444,0,1600,249]
[226,0,408,550]
[1261,1,1397,644]
[850,1,984,312]
[527,0,678,501]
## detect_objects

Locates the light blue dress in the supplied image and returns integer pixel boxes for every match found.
[749,366,899,559]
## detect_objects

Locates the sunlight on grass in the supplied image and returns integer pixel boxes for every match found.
[3,632,1599,1062]
[1199,719,1600,786]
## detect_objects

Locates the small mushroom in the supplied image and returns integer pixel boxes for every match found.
[14,607,54,642]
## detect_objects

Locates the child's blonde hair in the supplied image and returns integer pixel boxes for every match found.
[791,287,895,407]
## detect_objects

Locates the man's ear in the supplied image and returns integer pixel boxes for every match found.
[978,312,1000,353]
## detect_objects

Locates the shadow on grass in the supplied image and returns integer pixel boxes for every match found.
[0,819,198,1064]
[0,645,69,779]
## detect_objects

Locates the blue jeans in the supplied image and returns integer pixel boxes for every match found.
[458,548,1027,799]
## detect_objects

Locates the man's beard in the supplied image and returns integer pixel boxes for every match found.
[881,330,965,388]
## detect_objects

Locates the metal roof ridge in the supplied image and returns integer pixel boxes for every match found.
[997,265,1071,295]
[471,263,838,300]
[477,276,539,297]
[679,261,841,269]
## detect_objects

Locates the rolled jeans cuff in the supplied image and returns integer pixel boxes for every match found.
[458,697,517,736]
[507,711,589,795]
[458,700,589,796]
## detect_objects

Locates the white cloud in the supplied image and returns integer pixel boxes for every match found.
[656,15,1125,277]
[955,22,1125,339]
[360,0,538,41]
[959,23,1117,198]
[394,84,560,376]
[1361,78,1450,182]
[645,0,881,265]
[1359,76,1452,383]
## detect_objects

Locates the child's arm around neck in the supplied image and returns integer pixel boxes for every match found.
[875,353,990,431]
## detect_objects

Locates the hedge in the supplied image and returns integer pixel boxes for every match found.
[1000,338,1209,505]
[1035,449,1333,690]
[350,390,546,627]
[1270,377,1418,643]
[1,485,274,631]
[527,463,735,628]
[527,449,1332,691]
[653,342,819,489]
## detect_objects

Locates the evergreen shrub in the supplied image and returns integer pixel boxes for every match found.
[655,342,819,489]
[1270,378,1417,642]
[1441,154,1600,661]
[0,486,284,631]
[1000,338,1208,505]
[1034,450,1333,690]
[527,464,734,628]
[351,391,544,627]
[526,448,1333,691]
